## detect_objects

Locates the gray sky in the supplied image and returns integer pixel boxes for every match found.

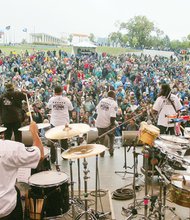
[0,0,190,42]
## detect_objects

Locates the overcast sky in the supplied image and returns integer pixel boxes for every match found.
[0,0,189,42]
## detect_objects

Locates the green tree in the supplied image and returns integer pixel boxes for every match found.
[108,32,122,46]
[120,15,154,48]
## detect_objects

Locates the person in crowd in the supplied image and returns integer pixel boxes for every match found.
[152,84,182,134]
[95,90,118,157]
[47,85,73,162]
[0,121,44,220]
[0,83,29,142]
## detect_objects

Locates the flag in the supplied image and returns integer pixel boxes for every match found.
[23,28,27,32]
[5,26,11,30]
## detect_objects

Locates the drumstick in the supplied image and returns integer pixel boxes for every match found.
[25,93,33,122]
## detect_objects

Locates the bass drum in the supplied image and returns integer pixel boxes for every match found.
[27,171,70,219]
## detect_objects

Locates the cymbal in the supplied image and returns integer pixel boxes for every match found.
[61,144,107,159]
[0,127,7,132]
[19,123,51,132]
[45,123,90,140]
[160,135,189,144]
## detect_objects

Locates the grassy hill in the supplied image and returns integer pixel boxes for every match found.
[0,44,139,56]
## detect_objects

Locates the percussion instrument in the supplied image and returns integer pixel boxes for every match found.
[19,123,51,132]
[61,144,107,159]
[0,126,7,133]
[28,171,69,219]
[86,128,98,144]
[45,123,90,140]
[160,135,189,144]
[31,146,51,174]
[169,174,190,208]
[138,121,160,146]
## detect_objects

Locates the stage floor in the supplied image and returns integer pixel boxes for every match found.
[18,137,190,219]
[57,138,190,220]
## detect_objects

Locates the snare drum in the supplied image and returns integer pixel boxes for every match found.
[138,122,160,146]
[27,171,70,219]
[169,174,190,208]
[31,146,51,175]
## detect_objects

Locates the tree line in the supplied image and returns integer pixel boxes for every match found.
[108,15,190,51]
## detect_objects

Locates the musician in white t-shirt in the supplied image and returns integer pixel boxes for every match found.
[153,84,182,135]
[47,86,73,162]
[0,121,44,220]
[95,90,118,157]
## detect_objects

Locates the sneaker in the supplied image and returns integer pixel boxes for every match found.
[109,149,114,157]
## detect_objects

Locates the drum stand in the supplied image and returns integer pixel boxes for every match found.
[75,158,97,220]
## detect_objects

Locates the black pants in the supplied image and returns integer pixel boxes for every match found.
[97,126,115,149]
[4,121,22,142]
[0,187,23,220]
[48,125,68,163]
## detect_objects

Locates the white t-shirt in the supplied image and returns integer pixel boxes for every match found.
[95,97,118,128]
[153,94,182,127]
[47,95,73,126]
[0,140,40,218]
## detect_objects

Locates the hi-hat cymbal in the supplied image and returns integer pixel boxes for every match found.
[19,123,51,132]
[61,144,107,159]
[45,123,90,140]
[0,127,7,132]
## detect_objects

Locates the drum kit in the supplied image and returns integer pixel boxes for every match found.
[17,121,108,220]
[122,120,190,219]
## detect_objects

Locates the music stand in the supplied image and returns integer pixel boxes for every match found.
[115,131,140,178]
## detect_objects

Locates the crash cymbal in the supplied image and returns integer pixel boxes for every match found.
[19,123,51,132]
[0,127,7,133]
[45,123,90,140]
[61,144,107,159]
[160,135,189,144]
[70,123,91,134]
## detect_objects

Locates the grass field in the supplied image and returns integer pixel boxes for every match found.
[0,44,139,56]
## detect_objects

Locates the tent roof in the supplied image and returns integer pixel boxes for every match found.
[73,41,97,48]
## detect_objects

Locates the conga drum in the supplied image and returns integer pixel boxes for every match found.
[138,121,160,146]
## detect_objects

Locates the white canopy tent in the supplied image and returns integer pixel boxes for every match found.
[72,41,97,55]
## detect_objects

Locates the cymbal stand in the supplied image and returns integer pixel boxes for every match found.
[92,154,111,218]
[69,159,77,219]
[77,159,81,199]
[75,158,97,220]
[143,146,150,219]
[125,143,141,220]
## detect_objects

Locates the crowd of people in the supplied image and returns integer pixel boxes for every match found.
[0,49,190,132]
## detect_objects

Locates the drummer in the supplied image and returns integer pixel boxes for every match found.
[0,121,44,220]
[152,84,182,135]
[47,85,73,163]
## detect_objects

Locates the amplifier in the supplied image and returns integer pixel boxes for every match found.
[122,131,143,146]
